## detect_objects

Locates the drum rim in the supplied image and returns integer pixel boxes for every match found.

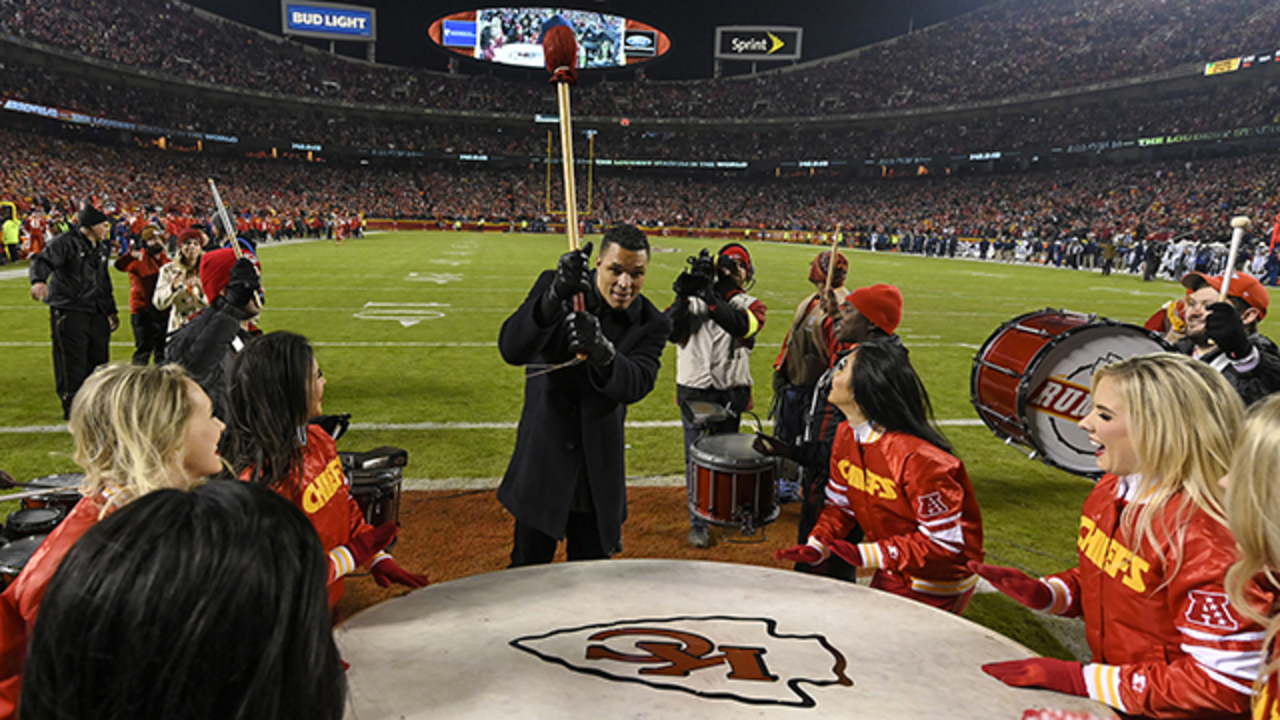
[689,434,775,470]
[971,308,1172,479]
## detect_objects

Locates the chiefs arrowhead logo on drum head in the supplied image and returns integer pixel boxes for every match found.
[510,616,852,707]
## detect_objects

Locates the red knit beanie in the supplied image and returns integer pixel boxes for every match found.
[200,248,238,300]
[849,284,903,334]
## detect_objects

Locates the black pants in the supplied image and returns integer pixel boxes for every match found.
[509,513,607,567]
[51,308,111,419]
[3,244,17,263]
[130,308,169,365]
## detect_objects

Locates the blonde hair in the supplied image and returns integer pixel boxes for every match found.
[1225,395,1280,691]
[69,364,203,509]
[1093,353,1243,577]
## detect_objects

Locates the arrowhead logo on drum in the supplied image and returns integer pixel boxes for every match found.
[510,616,852,707]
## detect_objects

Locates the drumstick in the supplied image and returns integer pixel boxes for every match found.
[0,485,80,503]
[824,228,841,296]
[1220,216,1251,300]
[208,178,264,308]
[207,179,241,260]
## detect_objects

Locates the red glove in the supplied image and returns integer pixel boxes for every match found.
[983,658,1086,698]
[968,561,1052,611]
[823,537,864,566]
[774,543,823,565]
[370,557,430,589]
[348,522,398,567]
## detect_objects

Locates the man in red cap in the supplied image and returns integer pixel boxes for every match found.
[757,282,905,580]
[668,242,768,548]
[771,251,849,503]
[1175,270,1280,405]
[113,225,170,365]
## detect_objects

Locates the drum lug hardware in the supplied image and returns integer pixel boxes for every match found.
[1004,436,1037,460]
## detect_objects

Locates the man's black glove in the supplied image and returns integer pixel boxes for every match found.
[1205,301,1252,359]
[222,257,261,310]
[752,433,793,461]
[566,311,615,368]
[540,242,593,321]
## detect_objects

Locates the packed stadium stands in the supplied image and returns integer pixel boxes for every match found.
[0,0,1277,264]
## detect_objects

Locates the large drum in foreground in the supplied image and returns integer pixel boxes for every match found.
[336,560,1114,719]
[971,308,1170,477]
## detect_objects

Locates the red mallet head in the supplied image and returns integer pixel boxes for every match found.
[542,24,578,86]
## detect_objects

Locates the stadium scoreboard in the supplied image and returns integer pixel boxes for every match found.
[281,0,376,41]
[714,26,802,61]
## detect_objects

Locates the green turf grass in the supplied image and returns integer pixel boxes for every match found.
[3,231,1261,657]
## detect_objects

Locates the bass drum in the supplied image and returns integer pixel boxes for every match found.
[971,308,1171,478]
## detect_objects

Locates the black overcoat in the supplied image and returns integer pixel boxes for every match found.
[497,270,670,553]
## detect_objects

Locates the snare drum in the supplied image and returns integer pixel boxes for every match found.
[0,535,47,589]
[21,473,84,516]
[971,308,1170,477]
[6,508,63,541]
[350,467,403,527]
[688,433,779,534]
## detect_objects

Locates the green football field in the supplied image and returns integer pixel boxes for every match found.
[3,230,1257,655]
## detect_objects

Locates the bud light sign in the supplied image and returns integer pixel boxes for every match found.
[282,1,376,40]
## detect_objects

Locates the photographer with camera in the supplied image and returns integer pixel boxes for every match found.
[166,247,263,421]
[667,243,768,548]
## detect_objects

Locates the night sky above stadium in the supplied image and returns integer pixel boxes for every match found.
[189,0,994,80]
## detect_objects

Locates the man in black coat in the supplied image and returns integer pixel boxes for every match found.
[28,206,119,419]
[498,224,670,566]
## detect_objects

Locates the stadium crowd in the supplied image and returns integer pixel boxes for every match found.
[1,59,1278,166]
[3,122,1276,274]
[2,0,1279,120]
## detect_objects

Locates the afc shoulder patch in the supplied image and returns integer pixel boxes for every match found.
[1184,590,1239,632]
[916,491,950,519]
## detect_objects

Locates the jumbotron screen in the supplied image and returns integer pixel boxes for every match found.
[427,7,669,70]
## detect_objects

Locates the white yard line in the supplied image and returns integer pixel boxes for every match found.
[0,418,986,434]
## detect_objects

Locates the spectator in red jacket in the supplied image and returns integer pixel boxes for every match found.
[113,225,170,364]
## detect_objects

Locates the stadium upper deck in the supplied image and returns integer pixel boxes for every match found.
[2,0,1277,120]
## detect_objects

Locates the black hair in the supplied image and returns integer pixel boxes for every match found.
[847,339,952,453]
[600,223,650,256]
[20,481,344,720]
[226,331,315,488]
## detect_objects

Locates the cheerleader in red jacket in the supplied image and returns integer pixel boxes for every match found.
[1225,394,1280,720]
[227,331,429,610]
[775,338,984,613]
[974,353,1270,719]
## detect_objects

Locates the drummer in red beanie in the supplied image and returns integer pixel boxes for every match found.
[1174,270,1280,405]
[770,251,850,504]
[165,248,262,420]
